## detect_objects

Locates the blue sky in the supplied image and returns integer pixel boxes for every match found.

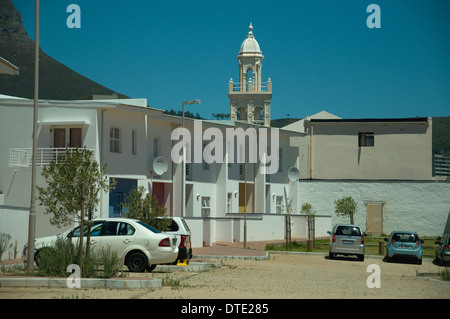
[12,0,450,120]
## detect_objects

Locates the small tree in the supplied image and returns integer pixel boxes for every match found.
[334,196,358,224]
[0,233,13,261]
[123,186,171,231]
[37,147,115,274]
[301,203,316,251]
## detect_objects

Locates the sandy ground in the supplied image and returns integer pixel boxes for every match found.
[1,253,449,299]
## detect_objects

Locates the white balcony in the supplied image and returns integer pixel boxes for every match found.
[8,148,95,167]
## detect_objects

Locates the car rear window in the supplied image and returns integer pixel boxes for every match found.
[336,226,361,236]
[181,219,191,232]
[392,233,418,242]
[167,220,179,232]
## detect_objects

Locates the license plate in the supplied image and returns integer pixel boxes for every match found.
[343,240,353,244]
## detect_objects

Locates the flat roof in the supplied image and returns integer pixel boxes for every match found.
[309,117,428,123]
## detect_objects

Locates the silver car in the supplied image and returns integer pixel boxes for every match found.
[327,224,365,261]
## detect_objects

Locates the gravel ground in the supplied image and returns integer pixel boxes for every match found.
[1,253,449,299]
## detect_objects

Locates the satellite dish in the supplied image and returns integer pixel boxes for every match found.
[153,156,168,175]
[288,166,300,181]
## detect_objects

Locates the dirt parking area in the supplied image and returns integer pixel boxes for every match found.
[1,253,449,299]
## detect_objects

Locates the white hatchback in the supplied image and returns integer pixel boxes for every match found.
[23,218,179,272]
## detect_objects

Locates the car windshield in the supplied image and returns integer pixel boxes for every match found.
[335,226,361,236]
[137,221,161,233]
[392,233,418,242]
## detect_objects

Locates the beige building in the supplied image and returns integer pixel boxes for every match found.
[304,117,432,180]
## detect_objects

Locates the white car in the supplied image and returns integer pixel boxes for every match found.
[23,218,178,272]
[160,217,192,264]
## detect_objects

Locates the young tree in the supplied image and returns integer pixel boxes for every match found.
[301,203,316,252]
[37,147,115,274]
[123,186,171,231]
[334,196,358,224]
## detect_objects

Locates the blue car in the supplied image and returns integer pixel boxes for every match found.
[384,231,423,265]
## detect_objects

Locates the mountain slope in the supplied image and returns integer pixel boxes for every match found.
[0,0,128,100]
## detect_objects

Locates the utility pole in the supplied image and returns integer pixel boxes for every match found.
[26,0,39,273]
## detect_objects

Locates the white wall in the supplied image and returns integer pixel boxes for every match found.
[0,207,29,260]
[299,180,450,236]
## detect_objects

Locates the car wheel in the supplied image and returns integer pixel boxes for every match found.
[146,264,157,272]
[328,252,334,259]
[358,254,364,262]
[126,251,148,272]
[417,258,422,265]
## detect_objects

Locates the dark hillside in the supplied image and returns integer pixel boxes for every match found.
[0,0,128,100]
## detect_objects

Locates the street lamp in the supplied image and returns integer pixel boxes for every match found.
[26,0,39,273]
[181,99,201,217]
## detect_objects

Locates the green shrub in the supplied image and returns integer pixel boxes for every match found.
[37,238,120,278]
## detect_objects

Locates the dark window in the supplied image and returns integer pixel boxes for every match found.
[336,226,361,236]
[358,132,374,147]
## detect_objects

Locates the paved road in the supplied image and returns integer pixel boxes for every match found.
[1,253,449,299]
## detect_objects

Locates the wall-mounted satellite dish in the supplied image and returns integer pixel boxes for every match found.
[153,156,168,175]
[287,166,300,181]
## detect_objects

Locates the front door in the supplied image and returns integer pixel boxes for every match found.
[367,203,383,235]
[70,128,82,148]
[54,128,66,148]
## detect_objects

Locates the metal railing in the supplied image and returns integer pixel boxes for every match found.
[230,81,271,93]
[8,148,95,167]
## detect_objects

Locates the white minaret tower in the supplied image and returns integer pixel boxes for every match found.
[229,23,272,126]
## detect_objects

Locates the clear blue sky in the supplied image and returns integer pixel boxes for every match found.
[12,0,450,120]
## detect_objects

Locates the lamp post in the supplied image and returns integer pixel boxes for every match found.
[26,0,39,273]
[181,99,201,217]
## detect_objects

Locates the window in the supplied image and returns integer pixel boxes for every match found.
[359,132,374,147]
[201,196,211,217]
[104,221,135,236]
[278,148,284,172]
[227,193,232,213]
[110,127,121,153]
[71,222,104,237]
[153,137,160,158]
[202,142,210,170]
[132,130,137,155]
[275,196,283,214]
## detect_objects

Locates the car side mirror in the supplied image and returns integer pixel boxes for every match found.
[435,241,441,245]
[420,239,424,244]
[326,231,331,235]
[383,238,388,242]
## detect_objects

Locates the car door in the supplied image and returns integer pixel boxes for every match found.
[69,221,103,251]
[100,221,136,259]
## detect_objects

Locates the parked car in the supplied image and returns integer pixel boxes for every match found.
[384,230,423,264]
[23,218,179,272]
[327,224,365,261]
[159,216,192,264]
[435,234,450,266]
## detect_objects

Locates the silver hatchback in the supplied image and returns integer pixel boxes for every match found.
[327,224,365,261]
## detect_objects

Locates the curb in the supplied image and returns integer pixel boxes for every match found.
[0,261,219,290]
[0,276,162,289]
[192,252,269,260]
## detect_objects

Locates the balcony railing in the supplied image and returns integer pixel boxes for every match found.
[228,79,272,93]
[8,148,95,167]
